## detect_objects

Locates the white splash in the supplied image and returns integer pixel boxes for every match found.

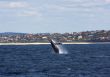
[57,44,68,54]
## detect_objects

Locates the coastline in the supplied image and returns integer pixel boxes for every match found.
[0,43,49,45]
[0,42,110,45]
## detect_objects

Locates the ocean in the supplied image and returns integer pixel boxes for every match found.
[0,44,110,77]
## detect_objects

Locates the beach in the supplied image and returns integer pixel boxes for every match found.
[0,42,110,45]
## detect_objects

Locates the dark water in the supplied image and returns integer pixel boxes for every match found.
[0,44,110,77]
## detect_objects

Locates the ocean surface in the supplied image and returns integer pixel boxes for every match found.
[0,44,110,77]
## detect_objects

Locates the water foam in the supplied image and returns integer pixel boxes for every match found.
[57,45,68,54]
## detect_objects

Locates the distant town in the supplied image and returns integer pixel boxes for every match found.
[0,30,110,43]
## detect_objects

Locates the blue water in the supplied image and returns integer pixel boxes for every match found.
[0,44,110,77]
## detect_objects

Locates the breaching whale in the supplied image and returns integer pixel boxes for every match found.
[48,38,62,54]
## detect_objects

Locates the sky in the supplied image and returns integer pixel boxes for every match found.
[0,0,110,33]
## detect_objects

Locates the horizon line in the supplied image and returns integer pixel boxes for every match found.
[0,29,110,34]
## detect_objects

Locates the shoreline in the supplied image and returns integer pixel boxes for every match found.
[0,42,110,45]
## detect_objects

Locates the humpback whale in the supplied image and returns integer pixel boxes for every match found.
[48,38,62,54]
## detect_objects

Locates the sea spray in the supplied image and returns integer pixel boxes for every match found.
[56,44,68,54]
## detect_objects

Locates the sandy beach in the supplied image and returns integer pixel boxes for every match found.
[0,42,110,45]
[0,43,49,45]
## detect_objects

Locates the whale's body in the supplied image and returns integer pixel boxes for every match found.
[48,38,62,54]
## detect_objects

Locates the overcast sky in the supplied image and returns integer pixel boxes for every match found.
[0,0,110,33]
